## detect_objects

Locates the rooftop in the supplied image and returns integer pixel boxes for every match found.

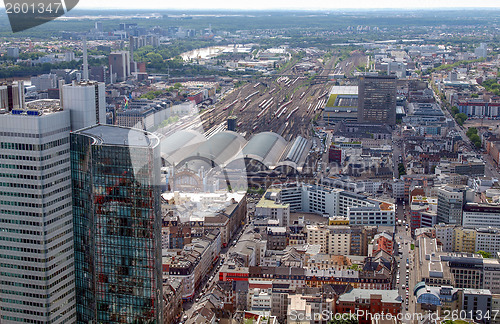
[337,288,401,303]
[75,124,159,148]
[2,99,62,116]
[329,86,358,95]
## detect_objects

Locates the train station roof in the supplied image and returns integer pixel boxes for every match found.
[241,132,287,168]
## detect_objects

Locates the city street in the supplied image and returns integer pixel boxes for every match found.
[435,92,500,179]
[395,201,417,321]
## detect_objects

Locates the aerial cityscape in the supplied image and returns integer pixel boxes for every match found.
[1,4,500,324]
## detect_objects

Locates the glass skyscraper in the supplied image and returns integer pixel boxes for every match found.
[357,75,397,125]
[71,124,162,323]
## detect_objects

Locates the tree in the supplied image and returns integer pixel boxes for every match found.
[451,106,459,116]
[469,134,481,146]
[466,127,478,137]
[348,264,360,271]
[146,52,163,64]
[476,250,492,258]
[455,113,468,126]
[398,163,406,177]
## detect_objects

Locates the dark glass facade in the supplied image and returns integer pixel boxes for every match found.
[357,75,397,125]
[71,125,162,323]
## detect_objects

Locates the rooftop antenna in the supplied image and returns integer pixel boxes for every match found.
[82,36,89,81]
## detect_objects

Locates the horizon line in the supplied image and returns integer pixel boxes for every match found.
[68,6,500,11]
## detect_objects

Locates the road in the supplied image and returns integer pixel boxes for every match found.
[181,214,252,322]
[434,91,500,179]
[395,201,416,321]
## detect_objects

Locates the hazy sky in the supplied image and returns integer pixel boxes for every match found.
[77,0,500,9]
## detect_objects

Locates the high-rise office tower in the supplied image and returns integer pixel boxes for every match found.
[61,80,106,131]
[108,51,131,82]
[71,124,163,323]
[0,100,76,323]
[357,75,397,125]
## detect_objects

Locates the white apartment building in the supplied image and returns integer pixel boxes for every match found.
[0,101,75,323]
[329,226,351,255]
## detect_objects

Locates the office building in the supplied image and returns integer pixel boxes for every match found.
[61,81,106,131]
[416,236,500,293]
[0,81,24,111]
[462,289,492,322]
[357,75,397,125]
[414,284,460,318]
[463,203,500,228]
[71,125,163,323]
[0,99,75,323]
[347,203,395,226]
[475,227,500,255]
[274,183,395,225]
[109,51,131,82]
[31,73,58,92]
[437,185,466,225]
[435,224,459,252]
[323,85,358,123]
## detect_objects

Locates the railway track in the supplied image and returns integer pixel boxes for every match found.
[199,55,337,140]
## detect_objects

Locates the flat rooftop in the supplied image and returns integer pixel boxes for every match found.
[75,124,159,148]
[329,86,358,95]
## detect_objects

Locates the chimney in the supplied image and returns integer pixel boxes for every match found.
[83,36,89,81]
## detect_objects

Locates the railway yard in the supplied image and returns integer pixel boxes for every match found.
[158,51,365,143]
[200,51,365,140]
[201,56,337,141]
[153,51,366,187]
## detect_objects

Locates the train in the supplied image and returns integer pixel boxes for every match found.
[223,99,239,111]
[286,107,299,121]
[245,91,259,101]
[257,107,268,119]
[239,100,251,112]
